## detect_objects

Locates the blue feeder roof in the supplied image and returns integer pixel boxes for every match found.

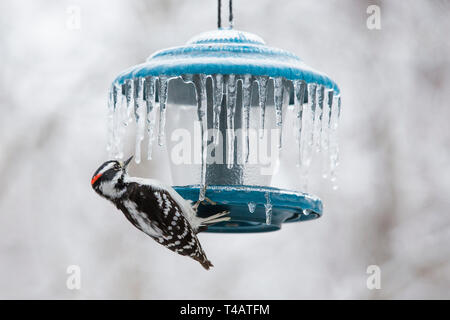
[113,29,340,94]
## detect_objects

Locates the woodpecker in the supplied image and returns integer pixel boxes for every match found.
[91,156,229,270]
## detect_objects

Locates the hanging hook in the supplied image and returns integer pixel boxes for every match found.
[217,0,233,29]
[229,0,233,29]
[218,0,222,29]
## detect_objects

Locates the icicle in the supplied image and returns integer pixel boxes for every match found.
[338,95,342,117]
[329,95,341,188]
[294,80,307,167]
[274,77,284,149]
[124,79,134,126]
[133,79,139,120]
[264,193,272,225]
[115,83,128,159]
[256,76,268,138]
[248,201,256,213]
[321,90,334,178]
[181,74,193,83]
[106,85,115,155]
[157,76,169,147]
[134,78,146,164]
[144,76,156,160]
[110,83,121,158]
[314,85,325,153]
[226,74,237,169]
[193,74,208,201]
[299,83,317,190]
[212,74,224,145]
[242,75,252,163]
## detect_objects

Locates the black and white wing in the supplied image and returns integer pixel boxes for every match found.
[118,182,213,269]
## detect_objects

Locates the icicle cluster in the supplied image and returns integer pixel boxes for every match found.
[108,76,160,163]
[294,81,341,190]
[107,74,341,192]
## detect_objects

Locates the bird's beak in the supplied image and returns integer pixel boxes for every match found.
[123,156,133,168]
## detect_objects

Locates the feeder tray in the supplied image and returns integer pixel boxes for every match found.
[174,185,322,233]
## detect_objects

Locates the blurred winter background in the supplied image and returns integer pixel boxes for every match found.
[1,0,449,299]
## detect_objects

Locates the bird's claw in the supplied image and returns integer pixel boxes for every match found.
[202,197,216,205]
[192,185,216,212]
[192,197,216,212]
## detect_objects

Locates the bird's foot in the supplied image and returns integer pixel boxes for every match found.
[192,185,216,212]
[192,197,216,212]
[192,200,200,212]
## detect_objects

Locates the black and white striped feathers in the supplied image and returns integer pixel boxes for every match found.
[91,158,229,270]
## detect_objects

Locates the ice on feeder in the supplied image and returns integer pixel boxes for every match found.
[125,79,134,126]
[133,78,146,163]
[274,77,284,149]
[242,75,252,163]
[264,193,272,225]
[106,85,115,154]
[193,74,208,201]
[329,95,341,188]
[294,80,307,166]
[321,89,333,178]
[248,201,256,214]
[110,85,120,158]
[226,74,237,168]
[212,74,224,145]
[299,83,317,189]
[158,76,169,147]
[114,83,127,159]
[314,85,325,153]
[257,76,268,138]
[145,76,156,160]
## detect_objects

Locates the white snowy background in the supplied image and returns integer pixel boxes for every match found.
[0,0,449,299]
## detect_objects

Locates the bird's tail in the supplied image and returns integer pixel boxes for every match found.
[199,258,214,270]
[192,246,215,270]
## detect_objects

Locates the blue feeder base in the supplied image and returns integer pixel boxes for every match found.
[173,185,323,233]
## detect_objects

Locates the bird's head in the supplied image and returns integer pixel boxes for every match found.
[91,156,133,198]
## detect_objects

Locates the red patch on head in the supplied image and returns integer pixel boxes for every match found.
[91,174,102,185]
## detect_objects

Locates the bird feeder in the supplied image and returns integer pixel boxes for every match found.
[106,1,341,233]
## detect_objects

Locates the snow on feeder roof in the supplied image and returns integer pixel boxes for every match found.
[114,29,339,94]
[106,2,341,233]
